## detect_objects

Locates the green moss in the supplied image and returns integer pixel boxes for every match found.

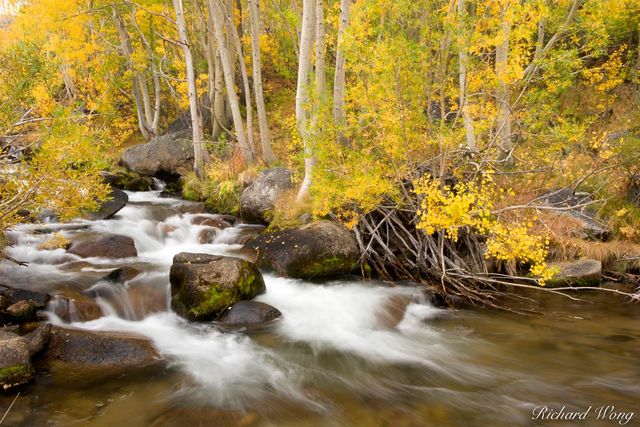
[294,255,356,279]
[0,364,33,385]
[182,173,241,215]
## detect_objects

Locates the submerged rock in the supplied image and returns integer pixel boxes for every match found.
[247,221,359,279]
[68,234,137,259]
[44,327,161,372]
[86,189,128,221]
[547,259,602,287]
[216,301,281,326]
[170,253,266,321]
[104,266,141,283]
[240,168,294,223]
[120,130,193,178]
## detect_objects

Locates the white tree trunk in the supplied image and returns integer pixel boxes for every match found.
[495,5,512,164]
[314,0,326,94]
[173,0,210,177]
[209,0,255,163]
[296,0,316,201]
[457,0,475,150]
[224,2,256,156]
[333,0,351,146]
[248,0,275,164]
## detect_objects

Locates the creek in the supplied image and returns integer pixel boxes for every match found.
[0,189,638,426]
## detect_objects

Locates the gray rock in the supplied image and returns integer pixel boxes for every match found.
[120,130,194,177]
[240,168,294,223]
[44,327,162,372]
[100,170,153,191]
[170,253,266,321]
[87,189,128,220]
[547,259,602,287]
[104,266,141,283]
[68,234,137,259]
[539,189,610,240]
[216,301,281,326]
[0,330,33,390]
[5,300,37,323]
[247,221,359,279]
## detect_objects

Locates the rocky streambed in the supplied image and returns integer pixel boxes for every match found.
[0,188,638,426]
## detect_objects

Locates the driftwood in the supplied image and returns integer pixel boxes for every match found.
[349,184,640,312]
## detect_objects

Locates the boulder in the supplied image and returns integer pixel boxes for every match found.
[120,130,194,178]
[68,234,137,259]
[240,168,294,223]
[547,259,602,288]
[539,189,610,240]
[216,301,281,326]
[44,327,161,372]
[50,290,103,322]
[0,330,33,390]
[170,253,266,321]
[86,188,128,221]
[0,285,49,325]
[4,300,37,323]
[247,221,359,279]
[100,169,153,191]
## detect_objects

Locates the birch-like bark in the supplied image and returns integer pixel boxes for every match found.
[495,5,513,165]
[173,0,210,177]
[222,0,256,156]
[333,0,351,146]
[209,0,254,163]
[296,0,315,201]
[248,0,275,164]
[112,8,151,140]
[457,0,475,149]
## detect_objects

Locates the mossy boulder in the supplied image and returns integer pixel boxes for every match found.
[246,221,359,279]
[547,259,602,288]
[170,253,266,321]
[0,330,33,390]
[100,169,153,191]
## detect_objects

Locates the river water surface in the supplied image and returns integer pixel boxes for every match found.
[0,190,638,426]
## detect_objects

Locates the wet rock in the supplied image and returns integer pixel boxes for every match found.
[44,327,162,372]
[197,227,217,244]
[192,215,232,229]
[51,290,103,322]
[547,259,602,287]
[0,295,9,310]
[247,221,359,279]
[68,234,137,259]
[170,253,266,321]
[539,189,610,241]
[5,300,37,323]
[240,168,294,223]
[216,301,281,326]
[104,266,141,283]
[100,169,153,191]
[120,130,194,177]
[87,189,128,221]
[0,330,34,390]
[23,323,51,355]
[376,294,412,329]
[0,285,49,309]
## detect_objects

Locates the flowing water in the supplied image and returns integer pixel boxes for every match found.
[0,190,639,427]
